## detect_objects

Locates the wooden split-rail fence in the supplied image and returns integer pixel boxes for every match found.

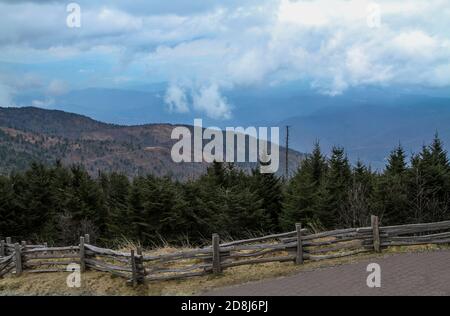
[2,216,450,285]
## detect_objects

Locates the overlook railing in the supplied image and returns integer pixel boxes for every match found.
[2,216,450,285]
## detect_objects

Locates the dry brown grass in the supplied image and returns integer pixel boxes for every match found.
[1,243,448,296]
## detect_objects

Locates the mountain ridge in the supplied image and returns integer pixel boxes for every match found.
[279,102,450,170]
[0,106,304,180]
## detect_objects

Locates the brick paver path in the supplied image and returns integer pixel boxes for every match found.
[205,250,450,296]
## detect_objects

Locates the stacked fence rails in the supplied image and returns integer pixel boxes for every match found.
[84,244,133,279]
[22,246,80,274]
[3,242,15,256]
[216,229,308,271]
[139,229,312,282]
[0,254,14,278]
[1,242,47,256]
[380,220,450,247]
[298,226,375,262]
[141,247,215,282]
[2,216,450,285]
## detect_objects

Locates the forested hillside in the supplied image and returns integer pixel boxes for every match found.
[0,107,303,180]
[1,135,449,248]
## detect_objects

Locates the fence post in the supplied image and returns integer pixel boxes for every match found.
[79,237,86,273]
[6,238,12,256]
[212,233,221,274]
[84,234,90,245]
[14,243,22,276]
[130,249,137,287]
[136,247,145,284]
[295,223,304,264]
[371,215,381,253]
[0,240,4,257]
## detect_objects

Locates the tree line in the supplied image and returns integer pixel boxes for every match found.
[1,135,449,247]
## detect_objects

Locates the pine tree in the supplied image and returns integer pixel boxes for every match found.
[99,172,131,239]
[0,175,19,237]
[128,176,146,241]
[320,147,352,228]
[42,161,74,242]
[67,165,107,241]
[386,145,407,175]
[280,143,328,230]
[430,134,449,168]
[206,160,227,187]
[374,145,409,225]
[2,134,449,247]
[21,163,56,239]
[251,167,284,232]
[407,135,450,222]
[219,185,267,237]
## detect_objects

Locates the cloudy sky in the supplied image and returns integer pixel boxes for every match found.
[1,0,449,119]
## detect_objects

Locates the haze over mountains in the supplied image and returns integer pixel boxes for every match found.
[280,93,450,170]
[13,84,450,170]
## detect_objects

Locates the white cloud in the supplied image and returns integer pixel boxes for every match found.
[227,50,274,85]
[192,84,232,120]
[1,0,450,116]
[164,84,189,113]
[145,0,450,100]
[0,72,46,107]
[278,0,329,27]
[163,82,232,119]
[277,0,371,27]
[345,46,393,86]
[392,30,438,57]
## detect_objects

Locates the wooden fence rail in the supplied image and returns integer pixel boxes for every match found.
[0,254,14,278]
[2,216,450,285]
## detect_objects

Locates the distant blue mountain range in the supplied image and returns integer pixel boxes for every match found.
[14,84,450,170]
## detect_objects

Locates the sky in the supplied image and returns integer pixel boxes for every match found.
[0,0,450,120]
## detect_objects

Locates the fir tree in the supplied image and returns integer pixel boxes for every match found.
[251,168,284,232]
[320,147,352,228]
[280,142,327,230]
[374,145,409,225]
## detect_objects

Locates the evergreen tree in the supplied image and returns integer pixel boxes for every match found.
[21,163,56,239]
[0,176,19,237]
[320,147,352,228]
[67,165,107,240]
[374,145,410,225]
[128,176,146,241]
[280,143,328,230]
[206,160,227,187]
[99,172,131,239]
[251,167,283,232]
[430,134,450,168]
[386,145,407,175]
[2,134,449,247]
[218,185,267,237]
[408,135,450,222]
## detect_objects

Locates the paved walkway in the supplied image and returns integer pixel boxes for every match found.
[205,250,450,296]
